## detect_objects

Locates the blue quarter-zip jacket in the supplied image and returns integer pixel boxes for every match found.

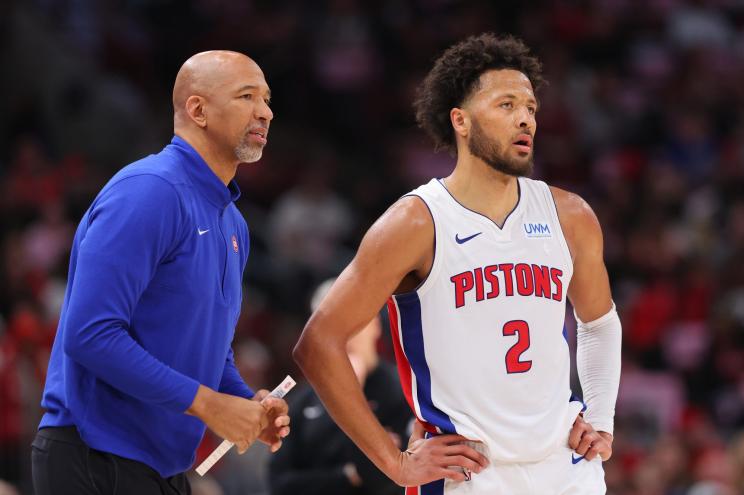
[39,136,254,477]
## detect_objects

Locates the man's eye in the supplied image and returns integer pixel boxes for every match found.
[241,94,252,100]
[528,107,536,115]
[500,102,513,109]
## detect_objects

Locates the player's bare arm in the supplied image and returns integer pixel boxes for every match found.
[552,186,622,462]
[551,187,612,322]
[294,196,489,487]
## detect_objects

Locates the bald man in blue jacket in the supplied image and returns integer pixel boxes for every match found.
[32,51,289,495]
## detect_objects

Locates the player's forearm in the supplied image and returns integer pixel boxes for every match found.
[576,303,622,434]
[293,328,402,482]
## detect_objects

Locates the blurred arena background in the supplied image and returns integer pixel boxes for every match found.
[1,1,744,494]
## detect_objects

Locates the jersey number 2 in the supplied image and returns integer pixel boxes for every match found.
[503,320,532,373]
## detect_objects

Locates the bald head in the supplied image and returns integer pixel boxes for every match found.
[173,50,262,123]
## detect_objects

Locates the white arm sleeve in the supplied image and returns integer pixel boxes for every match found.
[576,303,622,435]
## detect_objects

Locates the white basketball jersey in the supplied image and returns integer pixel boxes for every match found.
[387,177,583,463]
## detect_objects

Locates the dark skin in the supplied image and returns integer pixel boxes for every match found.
[294,68,614,487]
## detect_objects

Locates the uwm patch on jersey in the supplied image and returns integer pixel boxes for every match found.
[387,177,582,464]
[523,220,553,238]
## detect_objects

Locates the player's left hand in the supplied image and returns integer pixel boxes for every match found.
[569,415,612,461]
[252,389,291,453]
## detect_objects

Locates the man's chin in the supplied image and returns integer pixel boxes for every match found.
[511,160,533,177]
[235,146,263,164]
[489,158,533,178]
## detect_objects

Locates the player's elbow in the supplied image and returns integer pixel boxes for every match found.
[292,327,312,370]
[294,313,351,376]
[293,318,328,374]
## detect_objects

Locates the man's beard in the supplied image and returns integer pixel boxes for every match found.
[467,118,533,177]
[234,132,263,163]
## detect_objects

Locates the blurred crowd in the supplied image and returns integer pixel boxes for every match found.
[1,0,744,494]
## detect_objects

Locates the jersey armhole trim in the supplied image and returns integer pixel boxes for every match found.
[392,193,441,299]
[546,186,575,275]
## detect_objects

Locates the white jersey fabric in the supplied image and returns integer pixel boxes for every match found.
[388,177,585,464]
[405,439,606,495]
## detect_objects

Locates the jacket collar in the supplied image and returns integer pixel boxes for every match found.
[170,135,241,208]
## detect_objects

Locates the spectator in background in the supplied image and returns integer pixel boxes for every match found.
[268,162,354,275]
[269,278,411,495]
[267,160,354,311]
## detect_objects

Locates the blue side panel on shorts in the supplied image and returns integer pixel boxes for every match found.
[421,478,445,495]
[396,291,457,434]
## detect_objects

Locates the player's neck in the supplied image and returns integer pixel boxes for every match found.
[444,157,520,227]
[176,131,238,186]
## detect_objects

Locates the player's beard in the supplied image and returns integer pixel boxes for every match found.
[234,130,263,163]
[467,117,533,177]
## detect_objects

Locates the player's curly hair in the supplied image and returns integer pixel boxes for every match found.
[413,33,544,154]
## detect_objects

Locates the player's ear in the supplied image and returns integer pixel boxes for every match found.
[185,95,207,128]
[450,108,469,138]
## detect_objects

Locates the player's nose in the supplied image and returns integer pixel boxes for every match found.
[516,108,535,131]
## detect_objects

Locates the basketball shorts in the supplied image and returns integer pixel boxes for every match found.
[405,440,606,495]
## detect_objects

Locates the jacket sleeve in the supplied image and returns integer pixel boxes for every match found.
[217,348,254,399]
[63,174,200,412]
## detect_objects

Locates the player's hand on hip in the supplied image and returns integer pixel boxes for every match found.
[569,415,613,461]
[187,385,270,454]
[406,419,427,450]
[254,395,290,453]
[395,431,489,487]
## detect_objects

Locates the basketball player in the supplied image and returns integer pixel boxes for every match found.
[293,33,621,494]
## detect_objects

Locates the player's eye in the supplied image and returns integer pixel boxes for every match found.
[240,94,252,100]
[500,101,513,109]
[528,107,536,115]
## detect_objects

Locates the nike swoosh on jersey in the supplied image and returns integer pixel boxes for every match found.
[572,454,585,464]
[198,228,210,235]
[455,232,483,244]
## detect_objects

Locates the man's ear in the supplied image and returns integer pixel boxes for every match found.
[185,95,207,128]
[450,107,469,138]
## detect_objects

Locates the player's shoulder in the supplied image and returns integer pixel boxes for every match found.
[549,186,600,227]
[389,194,433,225]
[548,185,602,249]
[367,194,433,241]
[354,194,434,270]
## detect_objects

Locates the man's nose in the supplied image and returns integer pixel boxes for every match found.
[256,100,273,122]
[516,108,534,130]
